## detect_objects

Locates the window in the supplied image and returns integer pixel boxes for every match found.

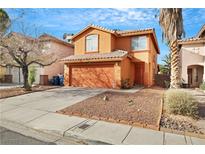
[131,36,147,51]
[86,34,98,52]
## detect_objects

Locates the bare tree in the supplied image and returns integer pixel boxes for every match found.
[0,32,56,90]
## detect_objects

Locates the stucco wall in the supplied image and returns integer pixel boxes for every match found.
[180,43,205,83]
[73,28,112,55]
[121,57,134,86]
[40,41,74,82]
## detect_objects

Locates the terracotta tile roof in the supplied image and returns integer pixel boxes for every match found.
[61,50,129,62]
[72,24,155,38]
[178,37,205,44]
[39,33,74,47]
[116,28,154,36]
[8,32,37,41]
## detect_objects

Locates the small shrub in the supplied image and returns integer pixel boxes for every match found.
[121,79,131,89]
[28,66,36,86]
[200,82,205,90]
[164,89,198,118]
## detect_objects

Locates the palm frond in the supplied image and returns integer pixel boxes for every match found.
[159,8,185,45]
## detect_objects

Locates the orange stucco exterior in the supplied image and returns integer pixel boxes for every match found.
[64,25,159,88]
[73,28,113,54]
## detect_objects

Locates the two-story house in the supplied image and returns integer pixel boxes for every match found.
[62,24,160,88]
[179,24,205,88]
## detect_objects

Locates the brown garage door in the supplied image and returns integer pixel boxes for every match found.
[70,64,115,88]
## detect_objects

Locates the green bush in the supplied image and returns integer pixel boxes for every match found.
[164,89,198,118]
[28,66,36,86]
[200,82,205,90]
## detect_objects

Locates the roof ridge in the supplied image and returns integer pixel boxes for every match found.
[116,28,154,33]
[90,24,116,33]
[39,33,73,47]
[179,37,204,41]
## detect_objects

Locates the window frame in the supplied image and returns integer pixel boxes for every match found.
[131,35,148,51]
[85,34,99,53]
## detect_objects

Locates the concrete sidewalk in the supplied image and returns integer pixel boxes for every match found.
[1,111,205,144]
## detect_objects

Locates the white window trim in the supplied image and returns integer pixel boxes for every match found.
[85,34,98,52]
[131,36,147,51]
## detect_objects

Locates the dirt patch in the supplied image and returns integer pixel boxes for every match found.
[0,85,60,99]
[57,87,164,130]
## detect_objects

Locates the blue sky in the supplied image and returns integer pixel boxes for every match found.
[5,8,205,64]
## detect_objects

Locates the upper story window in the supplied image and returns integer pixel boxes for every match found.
[131,36,147,51]
[86,34,98,52]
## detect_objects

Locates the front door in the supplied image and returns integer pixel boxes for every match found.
[188,68,192,87]
[135,62,145,85]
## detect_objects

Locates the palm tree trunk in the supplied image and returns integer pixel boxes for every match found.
[22,65,31,91]
[170,40,181,88]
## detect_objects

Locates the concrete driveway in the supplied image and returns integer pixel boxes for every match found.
[0,87,105,112]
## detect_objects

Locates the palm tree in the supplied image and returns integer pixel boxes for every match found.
[160,53,171,75]
[0,9,10,36]
[159,8,185,88]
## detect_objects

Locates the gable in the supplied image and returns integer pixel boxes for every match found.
[72,27,113,42]
[73,27,113,54]
[72,25,116,41]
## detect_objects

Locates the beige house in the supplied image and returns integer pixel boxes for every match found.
[179,24,205,87]
[6,34,74,84]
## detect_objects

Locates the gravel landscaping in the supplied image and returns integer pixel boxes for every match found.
[0,85,60,99]
[160,114,204,135]
[160,88,205,136]
[57,87,164,130]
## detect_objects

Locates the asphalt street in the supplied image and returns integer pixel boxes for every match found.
[0,126,56,145]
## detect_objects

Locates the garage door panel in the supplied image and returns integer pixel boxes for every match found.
[71,64,115,88]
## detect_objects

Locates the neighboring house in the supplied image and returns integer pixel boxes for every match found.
[6,33,74,84]
[36,34,74,84]
[62,24,160,89]
[0,66,6,82]
[179,24,205,88]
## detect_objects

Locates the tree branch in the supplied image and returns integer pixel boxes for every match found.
[27,59,57,66]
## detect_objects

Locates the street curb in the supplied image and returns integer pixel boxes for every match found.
[0,119,111,145]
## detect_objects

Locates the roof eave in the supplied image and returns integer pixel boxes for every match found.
[61,58,123,63]
[196,25,205,38]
